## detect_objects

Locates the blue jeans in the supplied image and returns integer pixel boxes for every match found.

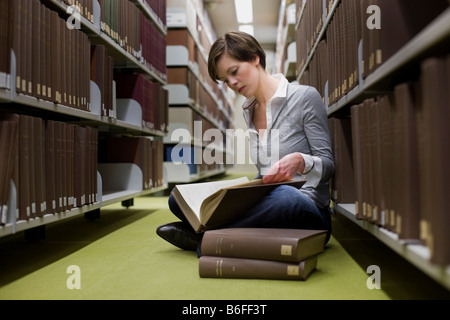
[168,185,332,246]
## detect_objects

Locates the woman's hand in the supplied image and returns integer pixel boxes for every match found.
[262,153,305,184]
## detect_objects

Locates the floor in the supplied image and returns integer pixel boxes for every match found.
[0,173,449,300]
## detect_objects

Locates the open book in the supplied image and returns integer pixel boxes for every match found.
[171,177,306,233]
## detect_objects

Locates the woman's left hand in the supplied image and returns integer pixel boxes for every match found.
[262,153,305,184]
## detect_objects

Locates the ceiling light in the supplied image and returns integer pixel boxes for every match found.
[234,0,253,24]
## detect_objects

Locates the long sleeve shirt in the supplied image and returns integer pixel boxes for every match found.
[241,74,335,208]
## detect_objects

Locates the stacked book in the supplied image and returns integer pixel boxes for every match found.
[199,228,327,281]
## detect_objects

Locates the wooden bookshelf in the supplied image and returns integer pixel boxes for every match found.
[286,0,450,290]
[327,7,450,116]
[336,203,450,290]
[164,0,236,183]
[0,0,169,238]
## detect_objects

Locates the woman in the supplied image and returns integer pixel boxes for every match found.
[157,31,334,252]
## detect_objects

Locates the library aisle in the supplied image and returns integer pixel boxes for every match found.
[1,0,450,302]
[0,172,449,300]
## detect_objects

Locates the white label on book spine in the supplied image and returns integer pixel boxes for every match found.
[287,266,299,276]
[281,245,293,256]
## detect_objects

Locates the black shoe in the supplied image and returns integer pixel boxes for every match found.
[156,222,202,251]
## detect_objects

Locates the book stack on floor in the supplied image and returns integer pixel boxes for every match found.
[199,228,327,281]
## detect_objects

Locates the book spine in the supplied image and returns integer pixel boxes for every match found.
[201,233,325,263]
[199,256,318,281]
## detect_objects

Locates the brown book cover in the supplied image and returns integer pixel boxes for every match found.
[331,117,356,204]
[33,117,46,217]
[172,177,306,233]
[105,55,114,116]
[199,255,318,281]
[18,115,30,220]
[0,0,9,84]
[0,114,20,221]
[59,15,66,104]
[201,228,327,263]
[154,140,164,187]
[90,45,106,114]
[86,125,96,204]
[393,83,420,240]
[45,120,56,214]
[40,3,47,100]
[92,126,98,203]
[420,57,450,265]
[8,0,21,93]
[66,123,75,209]
[0,120,18,223]
[44,2,51,101]
[26,116,36,218]
[151,139,157,188]
[31,0,40,99]
[0,121,9,221]
[61,121,68,211]
[54,121,63,213]
[360,99,374,220]
[74,126,86,207]
[25,0,32,95]
[378,94,395,230]
[350,104,364,220]
[67,25,73,108]
[369,101,383,225]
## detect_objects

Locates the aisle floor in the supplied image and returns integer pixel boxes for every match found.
[0,173,449,300]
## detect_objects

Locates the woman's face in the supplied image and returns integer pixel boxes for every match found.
[215,53,260,98]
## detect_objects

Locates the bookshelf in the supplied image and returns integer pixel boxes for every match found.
[163,0,236,183]
[275,0,297,80]
[0,0,169,239]
[288,0,450,289]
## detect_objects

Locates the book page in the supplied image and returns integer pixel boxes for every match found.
[175,177,250,219]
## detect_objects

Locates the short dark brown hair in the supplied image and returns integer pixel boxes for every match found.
[208,31,266,83]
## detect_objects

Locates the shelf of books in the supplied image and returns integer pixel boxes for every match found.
[293,0,450,289]
[0,0,169,238]
[163,0,236,183]
[275,0,297,81]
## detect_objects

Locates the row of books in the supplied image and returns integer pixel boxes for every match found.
[199,228,327,281]
[59,0,167,31]
[99,0,166,75]
[295,0,325,75]
[59,0,95,23]
[62,0,167,78]
[1,0,92,109]
[91,45,114,116]
[0,116,17,224]
[142,0,167,26]
[297,0,448,106]
[330,55,450,265]
[0,0,167,112]
[166,28,234,123]
[114,72,169,132]
[99,137,164,190]
[140,8,167,78]
[0,113,98,224]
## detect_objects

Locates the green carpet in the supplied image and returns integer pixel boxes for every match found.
[0,173,449,300]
